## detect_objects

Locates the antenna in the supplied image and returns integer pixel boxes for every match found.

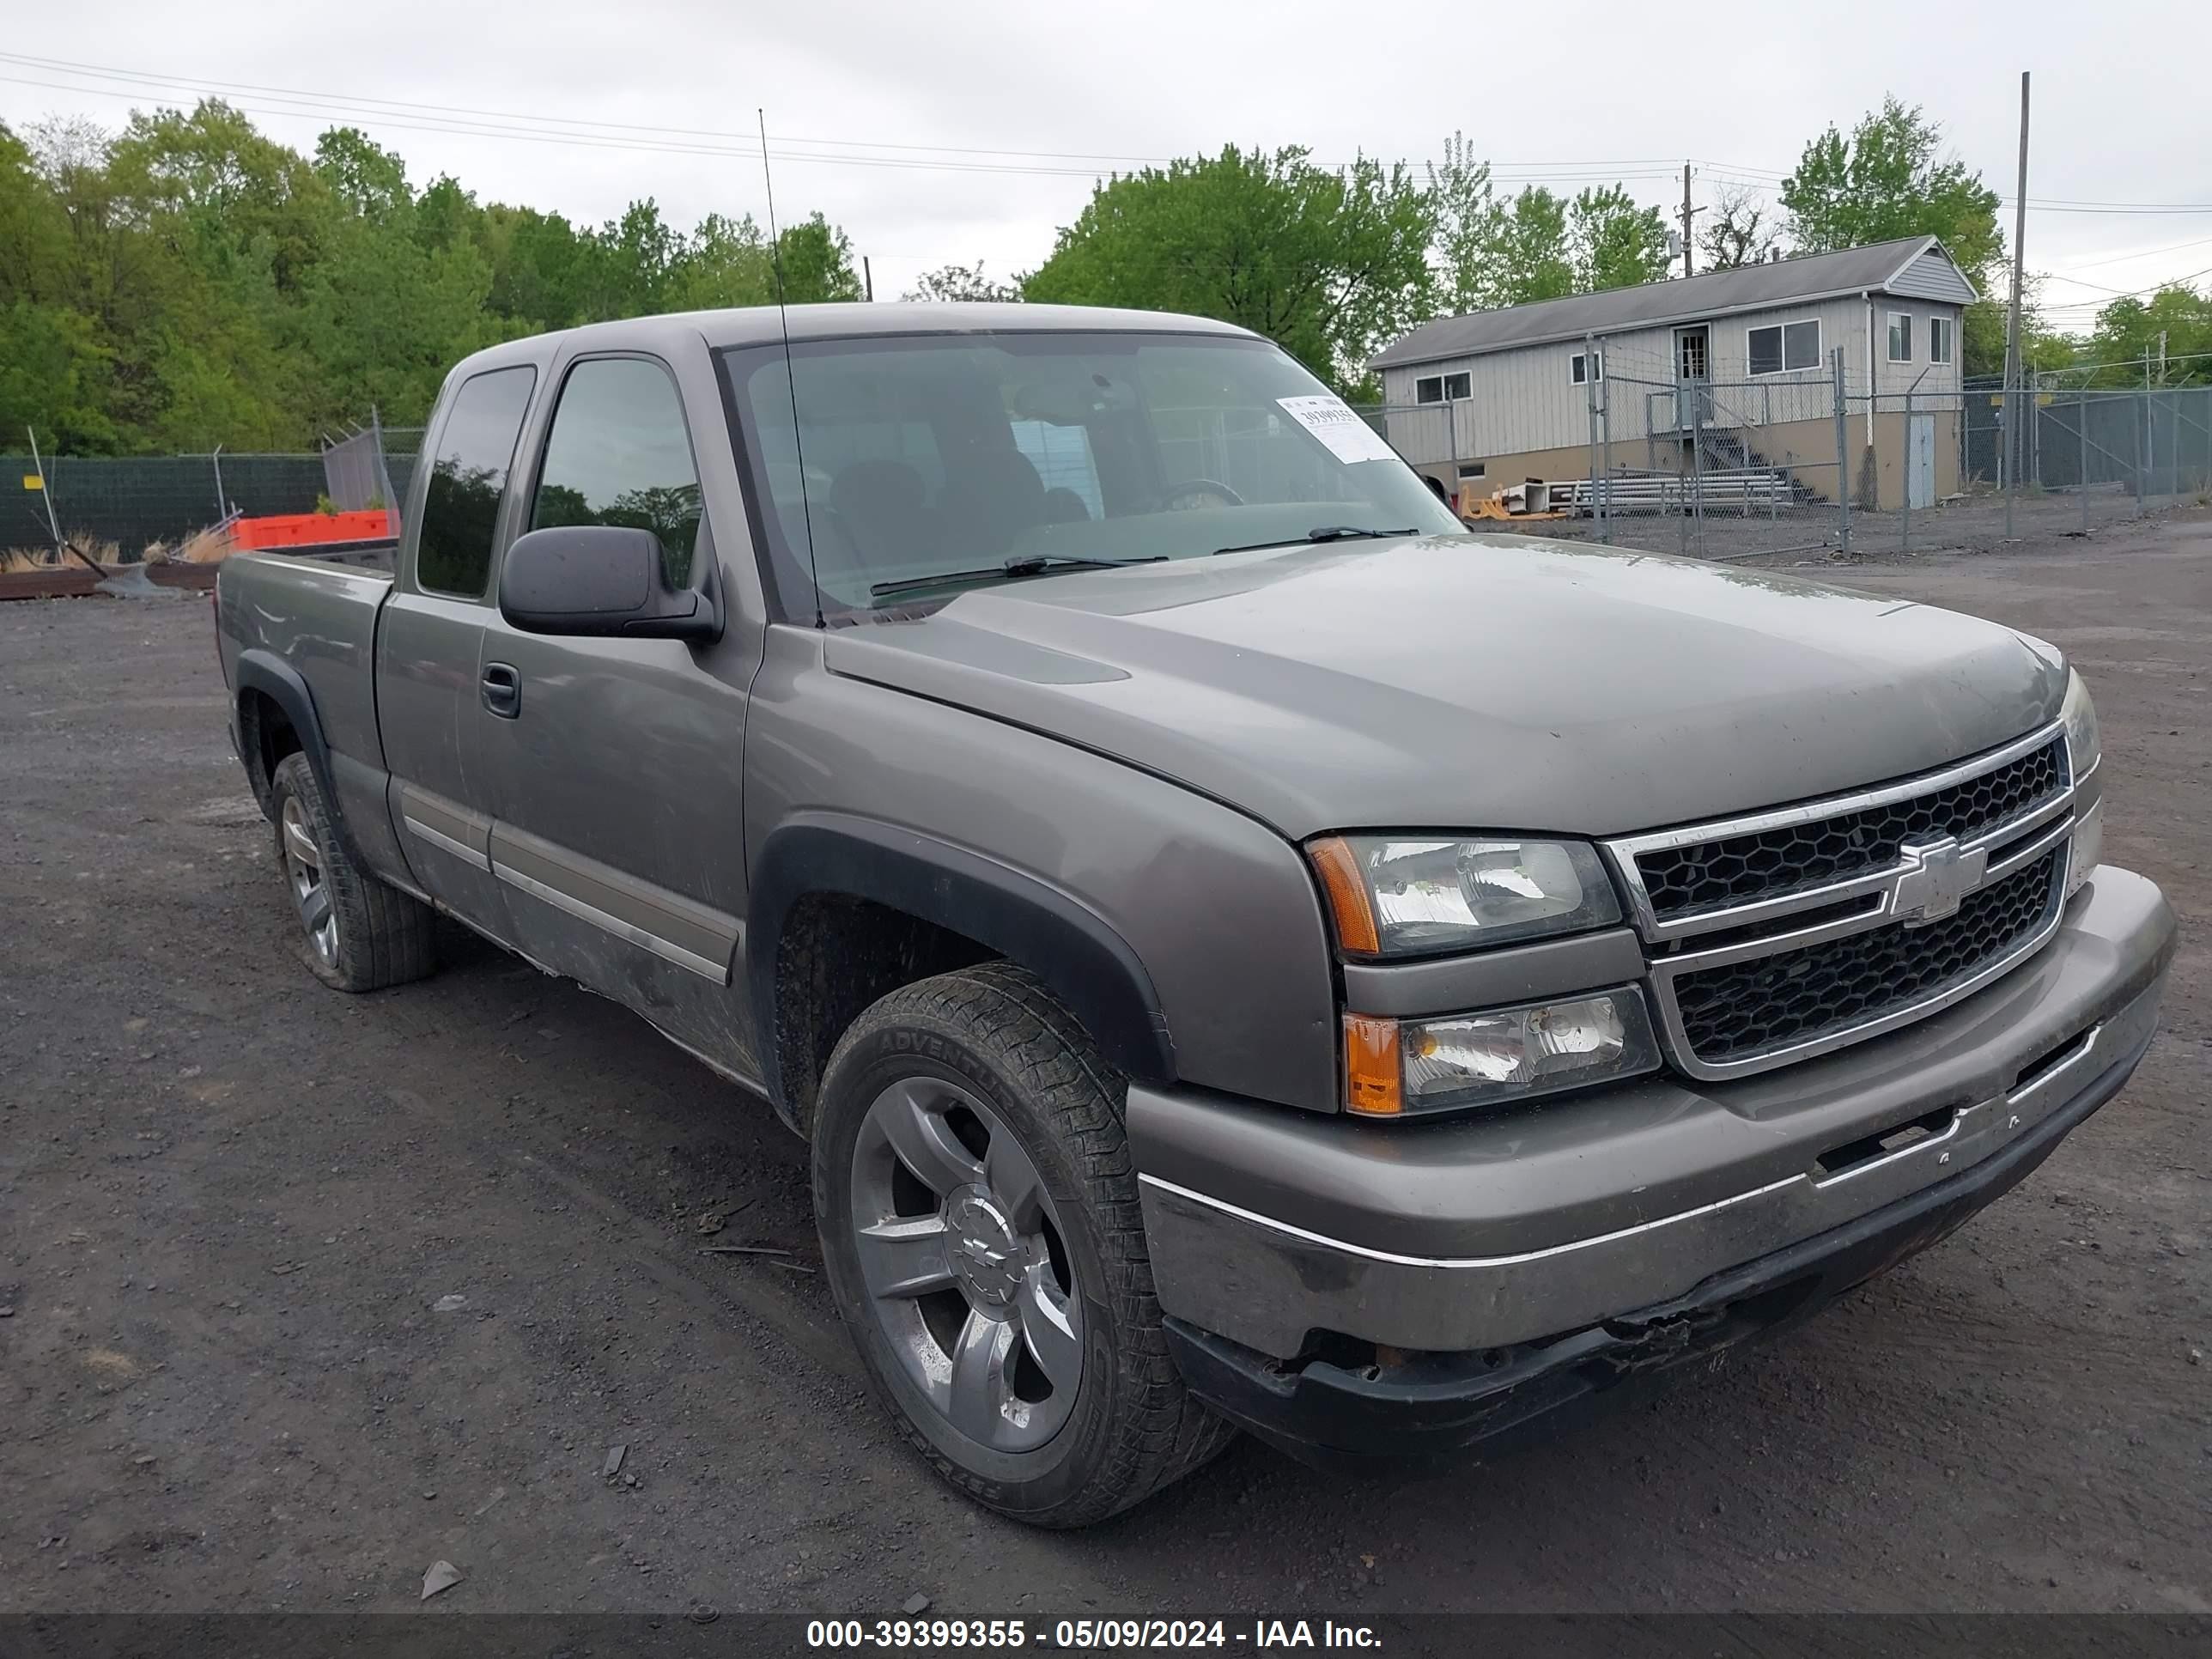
[758,108,823,628]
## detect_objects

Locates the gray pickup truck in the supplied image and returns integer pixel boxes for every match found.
[216,303,2175,1527]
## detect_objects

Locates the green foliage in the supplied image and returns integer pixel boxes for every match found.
[2080,286,2212,386]
[0,100,867,454]
[1422,142,1666,313]
[1568,185,1671,294]
[1424,131,1494,317]
[1481,188,1574,307]
[1781,97,2008,373]
[774,213,866,304]
[1024,144,1434,392]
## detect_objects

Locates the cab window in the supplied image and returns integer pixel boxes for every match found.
[416,365,537,599]
[532,358,703,588]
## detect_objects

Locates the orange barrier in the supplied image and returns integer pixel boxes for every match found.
[229,509,395,550]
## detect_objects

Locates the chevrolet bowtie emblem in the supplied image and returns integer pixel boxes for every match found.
[1892,835,1988,927]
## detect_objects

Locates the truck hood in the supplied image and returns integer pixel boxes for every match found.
[822,536,2066,840]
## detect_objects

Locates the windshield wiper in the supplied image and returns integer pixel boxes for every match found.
[1211,526,1419,556]
[871,555,1165,601]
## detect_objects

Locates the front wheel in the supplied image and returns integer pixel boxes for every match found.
[811,963,1233,1527]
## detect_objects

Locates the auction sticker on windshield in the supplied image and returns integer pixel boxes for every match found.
[1276,395,1399,465]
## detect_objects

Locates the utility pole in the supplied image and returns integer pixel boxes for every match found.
[1680,163,1700,278]
[2155,329,2167,385]
[2002,71,2030,540]
[862,256,874,303]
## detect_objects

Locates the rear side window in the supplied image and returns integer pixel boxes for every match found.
[416,365,537,598]
[531,358,703,588]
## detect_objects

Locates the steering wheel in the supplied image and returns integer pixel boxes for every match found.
[1143,478,1245,513]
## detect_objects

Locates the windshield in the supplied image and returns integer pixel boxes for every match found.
[720,330,1464,617]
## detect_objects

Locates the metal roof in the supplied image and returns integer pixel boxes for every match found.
[1372,236,1975,370]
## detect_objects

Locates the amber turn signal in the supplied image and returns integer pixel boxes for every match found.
[1308,836,1381,956]
[1342,1013,1402,1116]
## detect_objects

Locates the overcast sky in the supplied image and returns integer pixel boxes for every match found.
[3,0,2207,338]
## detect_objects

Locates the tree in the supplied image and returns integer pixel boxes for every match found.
[1698,185,1779,271]
[773,212,865,304]
[313,127,410,222]
[2083,284,2212,386]
[105,100,331,292]
[1024,145,1433,392]
[663,213,775,311]
[291,201,501,434]
[1420,137,1670,317]
[1479,186,1574,307]
[904,260,1021,303]
[1781,97,2008,372]
[482,204,594,331]
[1425,130,1495,317]
[0,97,910,454]
[1568,185,1670,293]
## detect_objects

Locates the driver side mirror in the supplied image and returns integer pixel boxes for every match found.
[497,525,720,642]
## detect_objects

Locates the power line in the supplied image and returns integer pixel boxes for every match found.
[1692,166,2212,216]
[2049,232,2212,274]
[0,50,1698,186]
[16,50,2212,214]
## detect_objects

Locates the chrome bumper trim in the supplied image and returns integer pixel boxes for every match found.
[1139,955,2165,1361]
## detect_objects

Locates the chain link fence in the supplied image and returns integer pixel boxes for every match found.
[1366,337,2211,562]
[4,426,422,564]
[1960,386,2212,542]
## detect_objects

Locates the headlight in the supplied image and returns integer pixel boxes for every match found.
[1309,836,1622,957]
[2061,668,2100,782]
[1344,988,1661,1117]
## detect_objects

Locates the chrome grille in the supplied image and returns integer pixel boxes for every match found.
[1636,737,2066,921]
[1604,720,2082,1082]
[1672,850,2063,1064]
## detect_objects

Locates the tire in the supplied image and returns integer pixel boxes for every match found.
[812,961,1235,1528]
[267,751,437,993]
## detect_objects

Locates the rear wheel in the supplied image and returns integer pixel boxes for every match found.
[812,962,1234,1527]
[267,751,436,992]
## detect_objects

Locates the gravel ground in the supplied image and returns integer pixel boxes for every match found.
[1,511,2206,1622]
[1486,485,2206,565]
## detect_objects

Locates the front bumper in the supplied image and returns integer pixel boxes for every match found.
[1134,866,2174,1459]
[1165,1006,2157,1471]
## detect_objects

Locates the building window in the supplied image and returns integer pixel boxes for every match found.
[1571,351,1603,385]
[1414,371,1471,404]
[1747,319,1821,376]
[1887,311,1913,363]
[1456,462,1486,480]
[1928,315,1954,366]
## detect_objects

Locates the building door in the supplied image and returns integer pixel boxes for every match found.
[1675,326,1711,382]
[1908,411,1936,508]
[1674,326,1711,428]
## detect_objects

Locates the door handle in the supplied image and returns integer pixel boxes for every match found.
[482,662,520,719]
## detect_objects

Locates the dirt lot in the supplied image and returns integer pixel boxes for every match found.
[1488,483,2203,565]
[2,512,2207,1623]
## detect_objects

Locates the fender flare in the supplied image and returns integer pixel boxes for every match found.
[233,648,360,861]
[748,813,1176,1109]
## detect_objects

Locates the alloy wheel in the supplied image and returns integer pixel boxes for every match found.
[280,795,339,967]
[848,1075,1082,1453]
